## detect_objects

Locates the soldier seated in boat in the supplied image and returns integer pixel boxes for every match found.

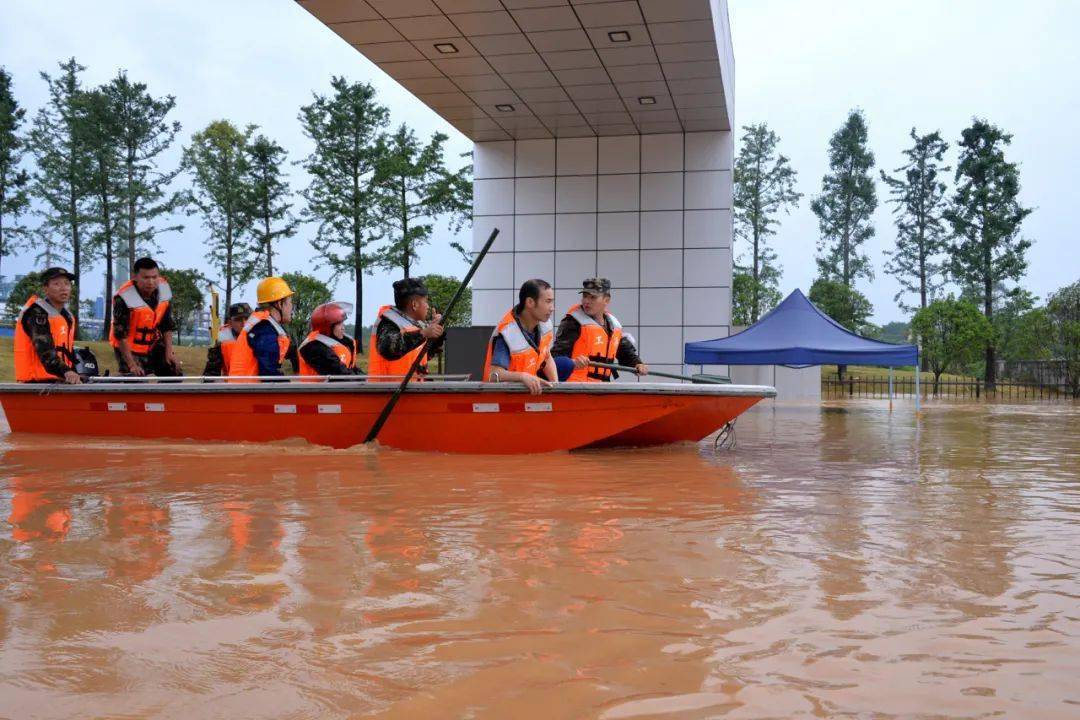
[202,303,250,377]
[228,277,299,381]
[552,277,648,383]
[109,257,182,377]
[367,278,444,382]
[12,267,80,384]
[298,302,362,377]
[482,279,558,395]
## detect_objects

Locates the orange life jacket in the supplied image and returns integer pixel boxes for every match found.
[298,331,355,377]
[217,326,238,375]
[13,296,76,382]
[228,310,291,382]
[367,305,428,382]
[109,278,172,355]
[482,308,554,381]
[565,304,623,383]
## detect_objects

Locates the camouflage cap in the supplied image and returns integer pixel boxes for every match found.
[227,302,252,319]
[579,277,612,296]
[41,267,76,283]
[393,277,430,307]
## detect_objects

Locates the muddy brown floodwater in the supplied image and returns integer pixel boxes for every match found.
[1,401,1078,719]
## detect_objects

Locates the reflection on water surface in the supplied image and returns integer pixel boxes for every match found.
[1,402,1078,718]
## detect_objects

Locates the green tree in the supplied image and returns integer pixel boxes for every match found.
[374,125,468,278]
[162,267,206,343]
[811,109,877,288]
[29,58,93,337]
[733,122,800,323]
[944,119,1032,391]
[420,273,470,328]
[1045,280,1080,397]
[77,87,125,340]
[881,129,950,312]
[182,120,256,310]
[280,271,332,343]
[445,150,474,263]
[1,66,32,282]
[809,277,874,334]
[993,289,1051,364]
[731,269,781,326]
[911,297,994,395]
[245,133,297,276]
[102,71,183,268]
[3,270,43,322]
[299,77,389,339]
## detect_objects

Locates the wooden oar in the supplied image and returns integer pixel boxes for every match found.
[588,361,730,385]
[364,228,500,444]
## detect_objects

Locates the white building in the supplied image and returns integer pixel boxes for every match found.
[300,0,735,378]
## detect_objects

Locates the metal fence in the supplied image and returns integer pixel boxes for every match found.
[823,375,1076,400]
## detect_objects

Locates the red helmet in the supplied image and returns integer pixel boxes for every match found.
[310,302,350,335]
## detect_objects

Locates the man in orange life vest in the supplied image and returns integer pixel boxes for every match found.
[13,266,80,384]
[228,277,299,380]
[298,302,362,377]
[368,278,444,381]
[552,277,648,382]
[109,257,181,377]
[202,302,251,377]
[482,278,558,395]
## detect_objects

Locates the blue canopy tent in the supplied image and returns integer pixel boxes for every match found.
[685,289,920,407]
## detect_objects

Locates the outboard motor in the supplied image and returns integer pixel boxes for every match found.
[72,347,100,379]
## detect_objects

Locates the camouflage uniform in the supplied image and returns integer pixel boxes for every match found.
[20,304,76,379]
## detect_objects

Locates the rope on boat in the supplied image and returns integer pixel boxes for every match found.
[713,421,736,451]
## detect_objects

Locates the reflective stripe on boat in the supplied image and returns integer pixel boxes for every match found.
[472,403,499,413]
[525,403,552,412]
[144,403,165,412]
[107,402,127,411]
[317,404,341,414]
[274,404,297,414]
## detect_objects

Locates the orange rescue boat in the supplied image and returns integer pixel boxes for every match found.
[0,379,775,454]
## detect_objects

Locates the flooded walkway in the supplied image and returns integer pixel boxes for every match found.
[1,401,1078,718]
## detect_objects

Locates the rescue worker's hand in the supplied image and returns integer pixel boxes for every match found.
[129,362,147,377]
[63,370,82,385]
[573,354,590,369]
[521,374,551,396]
[635,363,649,376]
[421,322,444,339]
[165,349,181,370]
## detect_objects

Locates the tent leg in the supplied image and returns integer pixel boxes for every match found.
[915,365,921,413]
[888,367,893,411]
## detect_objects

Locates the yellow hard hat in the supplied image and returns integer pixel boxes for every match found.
[256,276,294,305]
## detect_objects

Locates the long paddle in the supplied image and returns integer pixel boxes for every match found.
[364,227,500,444]
[588,361,730,385]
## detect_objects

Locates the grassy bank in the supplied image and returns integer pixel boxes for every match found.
[1,336,371,381]
[1,337,211,382]
[820,364,972,383]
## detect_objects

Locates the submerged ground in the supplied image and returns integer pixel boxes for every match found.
[1,400,1078,718]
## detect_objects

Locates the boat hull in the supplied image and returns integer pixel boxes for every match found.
[0,382,775,454]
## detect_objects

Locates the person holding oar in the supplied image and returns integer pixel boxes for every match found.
[552,277,648,383]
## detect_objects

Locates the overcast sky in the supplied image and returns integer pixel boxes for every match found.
[2,0,1077,324]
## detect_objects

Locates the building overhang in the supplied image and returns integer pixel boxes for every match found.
[298,0,733,140]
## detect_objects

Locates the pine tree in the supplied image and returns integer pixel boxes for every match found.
[881,129,950,313]
[1,66,32,284]
[733,122,800,323]
[244,133,297,276]
[29,58,93,337]
[102,71,184,269]
[182,120,256,310]
[811,109,878,288]
[298,77,388,339]
[943,119,1032,391]
[78,88,126,340]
